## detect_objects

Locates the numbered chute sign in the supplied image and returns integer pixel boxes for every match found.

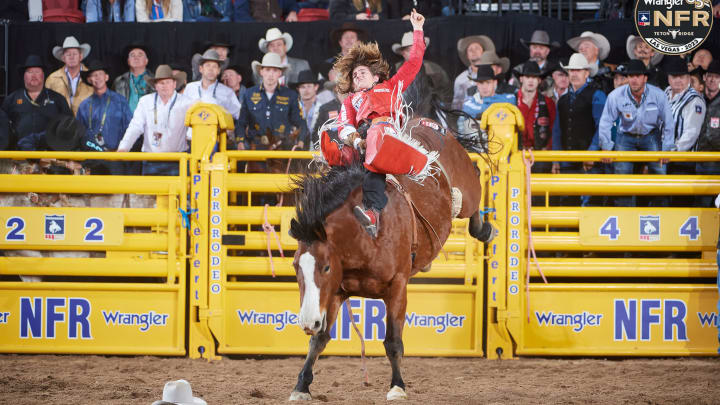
[580,208,718,247]
[1,208,123,246]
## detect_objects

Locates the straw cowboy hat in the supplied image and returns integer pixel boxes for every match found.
[626,35,664,66]
[392,31,430,55]
[562,53,598,77]
[251,52,288,75]
[258,28,293,53]
[475,50,510,74]
[151,379,206,405]
[147,64,185,85]
[520,30,560,49]
[457,35,496,67]
[52,36,91,61]
[567,31,610,61]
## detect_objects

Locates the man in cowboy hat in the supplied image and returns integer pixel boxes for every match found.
[45,36,93,116]
[512,30,560,86]
[113,41,155,113]
[474,50,515,96]
[542,60,570,104]
[599,59,673,206]
[331,23,367,59]
[452,34,496,109]
[393,31,452,106]
[292,70,323,138]
[626,35,666,89]
[694,60,720,206]
[238,53,307,151]
[517,61,555,157]
[551,54,607,194]
[117,65,192,175]
[222,63,249,108]
[185,49,241,119]
[458,64,516,133]
[254,27,310,86]
[662,56,706,205]
[191,34,234,81]
[2,54,72,149]
[692,49,713,71]
[77,60,133,156]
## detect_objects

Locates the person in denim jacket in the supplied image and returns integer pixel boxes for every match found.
[182,0,232,21]
[85,0,135,21]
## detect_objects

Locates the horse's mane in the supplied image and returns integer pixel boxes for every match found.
[289,162,366,244]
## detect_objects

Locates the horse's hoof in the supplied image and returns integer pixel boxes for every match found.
[289,391,312,401]
[386,385,407,400]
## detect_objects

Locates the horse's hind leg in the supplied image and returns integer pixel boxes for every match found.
[469,210,497,243]
[383,277,409,400]
[289,294,343,401]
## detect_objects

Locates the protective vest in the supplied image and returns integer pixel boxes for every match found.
[695,95,720,151]
[558,83,598,150]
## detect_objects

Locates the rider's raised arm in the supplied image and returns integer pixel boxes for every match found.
[386,10,426,91]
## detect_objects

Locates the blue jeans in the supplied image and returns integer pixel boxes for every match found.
[613,131,667,207]
[716,249,720,353]
[696,162,720,207]
[142,161,179,176]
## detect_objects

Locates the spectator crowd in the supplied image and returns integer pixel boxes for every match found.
[0,13,719,207]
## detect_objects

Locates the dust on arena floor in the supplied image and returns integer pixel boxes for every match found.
[1,354,719,404]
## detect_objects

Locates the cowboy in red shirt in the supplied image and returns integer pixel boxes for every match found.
[516,60,556,172]
[331,9,426,238]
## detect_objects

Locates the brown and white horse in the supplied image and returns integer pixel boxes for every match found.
[287,118,492,401]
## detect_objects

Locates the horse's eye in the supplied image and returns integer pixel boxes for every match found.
[323,265,330,273]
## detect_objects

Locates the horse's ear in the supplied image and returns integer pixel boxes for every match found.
[313,226,327,242]
[289,219,301,240]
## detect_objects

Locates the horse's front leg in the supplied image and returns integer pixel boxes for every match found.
[383,276,409,400]
[289,293,343,401]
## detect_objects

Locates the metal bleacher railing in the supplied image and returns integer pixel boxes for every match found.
[459,0,600,21]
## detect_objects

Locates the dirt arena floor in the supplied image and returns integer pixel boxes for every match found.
[2,354,720,404]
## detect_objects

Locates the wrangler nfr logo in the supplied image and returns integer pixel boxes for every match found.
[635,0,713,54]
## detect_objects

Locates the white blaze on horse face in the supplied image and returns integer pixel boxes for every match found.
[299,252,323,334]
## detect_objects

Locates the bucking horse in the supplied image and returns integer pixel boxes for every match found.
[287,104,493,400]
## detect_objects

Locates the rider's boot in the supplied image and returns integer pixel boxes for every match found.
[353,205,380,238]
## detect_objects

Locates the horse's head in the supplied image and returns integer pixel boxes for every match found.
[293,241,342,335]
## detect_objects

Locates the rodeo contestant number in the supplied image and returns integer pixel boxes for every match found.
[596,215,704,242]
[1,210,123,246]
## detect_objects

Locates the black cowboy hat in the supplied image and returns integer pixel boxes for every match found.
[330,23,367,46]
[470,64,500,82]
[546,59,568,75]
[122,40,152,62]
[291,70,320,88]
[610,62,629,77]
[705,59,720,75]
[517,61,545,77]
[45,115,86,151]
[17,54,45,76]
[624,59,649,76]
[664,56,690,76]
[202,32,235,50]
[80,59,109,85]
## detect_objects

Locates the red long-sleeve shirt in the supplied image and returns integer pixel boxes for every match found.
[517,89,556,150]
[337,29,426,142]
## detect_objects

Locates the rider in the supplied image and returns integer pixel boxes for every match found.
[334,9,426,238]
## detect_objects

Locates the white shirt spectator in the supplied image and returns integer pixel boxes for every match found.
[184,80,241,119]
[665,85,706,151]
[118,91,191,152]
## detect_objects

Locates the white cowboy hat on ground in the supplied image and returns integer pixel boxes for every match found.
[151,379,206,405]
[562,53,598,77]
[52,36,91,61]
[251,52,289,75]
[626,35,664,66]
[258,27,293,53]
[392,31,430,55]
[567,31,610,61]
